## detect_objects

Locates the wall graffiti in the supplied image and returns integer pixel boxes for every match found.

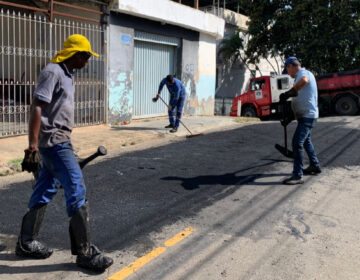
[108,71,133,124]
[184,63,195,73]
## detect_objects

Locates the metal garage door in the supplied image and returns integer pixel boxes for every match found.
[133,31,179,118]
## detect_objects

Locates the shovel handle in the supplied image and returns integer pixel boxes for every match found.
[157,96,193,136]
[284,125,288,151]
[158,96,170,109]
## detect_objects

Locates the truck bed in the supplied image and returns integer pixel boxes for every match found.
[317,69,360,92]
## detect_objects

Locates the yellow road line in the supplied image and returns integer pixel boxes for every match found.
[107,227,196,280]
[164,226,196,247]
[107,247,166,280]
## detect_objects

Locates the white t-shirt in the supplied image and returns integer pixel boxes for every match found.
[291,68,319,119]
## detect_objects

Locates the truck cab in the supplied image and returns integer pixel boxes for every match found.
[230,74,293,119]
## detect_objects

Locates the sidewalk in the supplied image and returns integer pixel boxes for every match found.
[0,116,258,176]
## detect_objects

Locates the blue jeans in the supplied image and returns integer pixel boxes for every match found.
[292,118,320,178]
[168,96,185,128]
[28,142,86,217]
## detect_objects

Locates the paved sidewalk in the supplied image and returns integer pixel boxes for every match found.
[0,116,258,176]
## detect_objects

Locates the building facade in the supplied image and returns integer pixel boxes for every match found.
[108,0,224,123]
[0,0,225,137]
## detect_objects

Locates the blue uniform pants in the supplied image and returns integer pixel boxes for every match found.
[28,142,86,217]
[168,96,185,128]
[292,118,320,178]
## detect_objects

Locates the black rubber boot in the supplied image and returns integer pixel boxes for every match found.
[170,127,178,133]
[15,204,53,259]
[69,205,113,272]
[165,124,174,128]
[303,165,322,175]
[283,176,304,185]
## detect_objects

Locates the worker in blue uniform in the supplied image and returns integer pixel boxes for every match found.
[153,75,186,133]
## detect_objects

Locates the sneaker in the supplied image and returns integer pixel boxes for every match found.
[15,239,53,259]
[170,127,178,133]
[303,165,322,175]
[165,124,174,128]
[76,245,113,272]
[283,176,304,185]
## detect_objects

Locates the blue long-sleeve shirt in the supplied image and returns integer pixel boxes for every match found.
[158,77,185,107]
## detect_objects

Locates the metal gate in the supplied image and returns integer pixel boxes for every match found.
[0,7,106,138]
[133,31,179,118]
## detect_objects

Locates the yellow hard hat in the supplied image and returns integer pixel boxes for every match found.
[51,34,99,63]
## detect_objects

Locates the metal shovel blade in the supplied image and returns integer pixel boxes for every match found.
[275,143,293,159]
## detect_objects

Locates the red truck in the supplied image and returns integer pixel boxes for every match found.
[230,69,360,118]
[230,74,293,119]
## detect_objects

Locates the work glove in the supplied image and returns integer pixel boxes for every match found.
[279,87,298,102]
[21,148,41,173]
[152,94,161,103]
[168,105,172,111]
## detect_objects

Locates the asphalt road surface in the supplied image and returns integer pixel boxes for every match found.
[1,116,360,280]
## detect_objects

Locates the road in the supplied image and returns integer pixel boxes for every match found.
[1,116,360,280]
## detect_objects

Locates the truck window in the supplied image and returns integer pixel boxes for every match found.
[251,79,266,91]
[277,78,289,90]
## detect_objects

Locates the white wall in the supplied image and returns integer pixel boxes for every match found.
[223,9,248,30]
[195,33,217,115]
[112,0,225,39]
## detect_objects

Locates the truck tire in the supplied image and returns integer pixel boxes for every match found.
[334,96,358,116]
[242,106,257,118]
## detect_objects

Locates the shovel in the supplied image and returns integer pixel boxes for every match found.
[155,95,203,138]
[275,101,293,158]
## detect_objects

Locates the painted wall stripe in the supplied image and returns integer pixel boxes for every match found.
[107,227,196,280]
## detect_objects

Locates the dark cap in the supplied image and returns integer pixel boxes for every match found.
[282,57,300,74]
[166,75,174,83]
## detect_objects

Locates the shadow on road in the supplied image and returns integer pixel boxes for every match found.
[0,262,103,275]
[162,159,291,190]
[111,126,164,131]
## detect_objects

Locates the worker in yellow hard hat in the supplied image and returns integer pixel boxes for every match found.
[51,33,99,63]
[16,34,113,272]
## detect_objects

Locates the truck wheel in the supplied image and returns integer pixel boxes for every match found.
[242,106,257,118]
[335,96,358,116]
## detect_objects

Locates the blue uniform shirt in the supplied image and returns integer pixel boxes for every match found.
[158,77,185,107]
[291,68,319,119]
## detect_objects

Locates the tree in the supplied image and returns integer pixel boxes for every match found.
[240,0,360,74]
[218,30,263,75]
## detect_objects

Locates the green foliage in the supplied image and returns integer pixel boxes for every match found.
[8,158,22,165]
[218,30,245,61]
[240,0,360,74]
[218,30,259,73]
